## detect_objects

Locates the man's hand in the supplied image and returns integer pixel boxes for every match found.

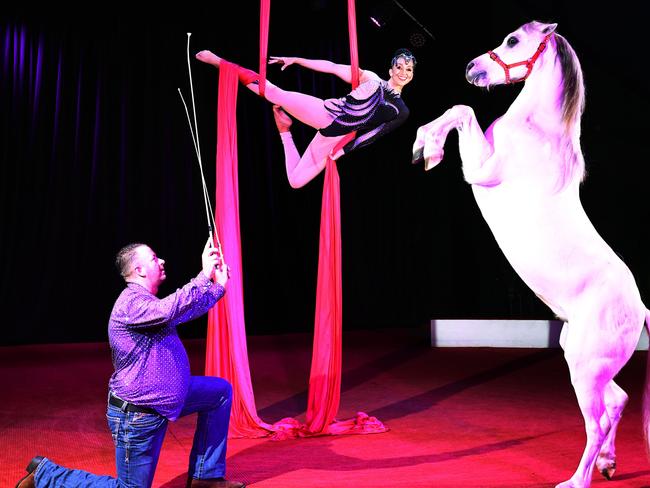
[201,237,229,287]
[202,237,220,280]
[213,260,230,288]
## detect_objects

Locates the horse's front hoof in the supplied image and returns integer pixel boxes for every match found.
[424,152,444,171]
[412,147,424,165]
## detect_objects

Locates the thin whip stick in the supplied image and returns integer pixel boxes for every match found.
[177,89,216,235]
[179,33,223,256]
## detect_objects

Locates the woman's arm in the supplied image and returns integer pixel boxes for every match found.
[269,56,378,85]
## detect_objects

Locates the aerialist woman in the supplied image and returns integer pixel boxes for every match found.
[195,49,416,188]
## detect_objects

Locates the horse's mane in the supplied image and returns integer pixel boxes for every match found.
[553,33,586,186]
[555,34,585,135]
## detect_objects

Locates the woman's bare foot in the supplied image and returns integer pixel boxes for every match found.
[195,50,221,68]
[272,105,292,133]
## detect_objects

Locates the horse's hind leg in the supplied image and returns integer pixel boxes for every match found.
[556,357,611,487]
[561,324,629,481]
[557,328,628,487]
[556,307,640,488]
[596,380,628,480]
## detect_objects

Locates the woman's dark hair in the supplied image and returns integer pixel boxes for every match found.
[391,48,417,68]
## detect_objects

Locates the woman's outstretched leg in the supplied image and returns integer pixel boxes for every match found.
[195,50,258,84]
[196,50,332,129]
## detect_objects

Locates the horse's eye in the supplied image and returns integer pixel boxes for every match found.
[507,36,519,47]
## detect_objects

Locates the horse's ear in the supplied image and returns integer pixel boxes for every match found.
[529,20,558,34]
[542,23,558,34]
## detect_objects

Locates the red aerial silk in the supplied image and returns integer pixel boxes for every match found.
[258,0,270,97]
[304,0,386,436]
[205,60,272,438]
[304,145,345,433]
[347,0,360,89]
[205,0,386,440]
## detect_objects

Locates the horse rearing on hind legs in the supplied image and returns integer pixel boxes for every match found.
[413,20,650,488]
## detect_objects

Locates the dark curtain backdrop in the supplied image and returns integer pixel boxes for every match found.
[2,2,648,345]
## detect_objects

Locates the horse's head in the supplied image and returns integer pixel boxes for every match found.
[465,21,586,189]
[466,21,557,87]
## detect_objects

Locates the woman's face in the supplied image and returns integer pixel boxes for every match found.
[388,56,415,90]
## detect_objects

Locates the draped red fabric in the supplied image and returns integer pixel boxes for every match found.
[304,0,386,436]
[305,148,345,433]
[205,0,387,440]
[258,0,270,98]
[347,0,360,89]
[305,135,348,434]
[205,61,272,438]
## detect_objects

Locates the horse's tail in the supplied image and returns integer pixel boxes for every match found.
[643,309,650,460]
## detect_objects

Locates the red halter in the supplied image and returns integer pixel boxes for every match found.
[488,33,553,84]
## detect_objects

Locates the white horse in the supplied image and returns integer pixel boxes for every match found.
[413,20,650,488]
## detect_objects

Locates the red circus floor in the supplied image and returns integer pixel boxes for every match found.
[2,327,649,487]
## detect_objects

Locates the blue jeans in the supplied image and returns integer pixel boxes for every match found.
[33,376,233,487]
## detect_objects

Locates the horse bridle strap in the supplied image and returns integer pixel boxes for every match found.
[488,33,553,84]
